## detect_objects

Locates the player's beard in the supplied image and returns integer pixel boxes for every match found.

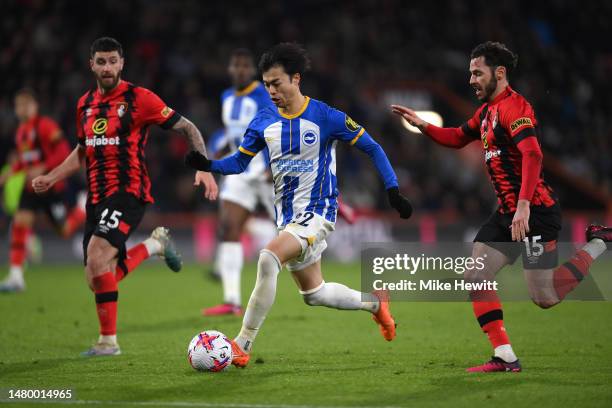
[96,71,121,92]
[483,75,497,102]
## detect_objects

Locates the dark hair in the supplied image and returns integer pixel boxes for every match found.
[258,42,311,76]
[15,87,37,101]
[230,48,254,61]
[90,37,123,58]
[470,41,518,77]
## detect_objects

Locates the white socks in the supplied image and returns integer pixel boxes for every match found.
[218,242,243,306]
[301,281,379,313]
[235,249,281,352]
[494,344,518,363]
[583,239,606,260]
[8,265,24,282]
[143,237,161,257]
[98,334,117,345]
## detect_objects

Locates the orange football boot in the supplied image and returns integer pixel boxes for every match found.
[230,339,250,368]
[371,290,396,341]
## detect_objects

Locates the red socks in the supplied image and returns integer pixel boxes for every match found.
[63,206,86,238]
[553,249,593,301]
[10,224,30,268]
[92,244,151,336]
[93,272,118,336]
[468,249,594,354]
[471,290,511,348]
[115,243,150,282]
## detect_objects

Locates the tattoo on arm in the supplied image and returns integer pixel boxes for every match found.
[172,116,208,158]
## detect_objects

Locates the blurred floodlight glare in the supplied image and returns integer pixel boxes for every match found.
[401,111,443,133]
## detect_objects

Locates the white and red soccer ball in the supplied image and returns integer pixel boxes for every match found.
[187,330,233,372]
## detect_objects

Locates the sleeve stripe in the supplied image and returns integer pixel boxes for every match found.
[349,128,366,145]
[512,127,537,145]
[160,111,181,129]
[460,123,479,140]
[239,146,256,156]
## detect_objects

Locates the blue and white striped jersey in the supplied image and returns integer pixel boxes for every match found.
[220,81,274,177]
[211,96,398,227]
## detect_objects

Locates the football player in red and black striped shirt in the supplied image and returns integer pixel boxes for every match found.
[32,37,218,356]
[392,41,610,372]
[0,88,87,293]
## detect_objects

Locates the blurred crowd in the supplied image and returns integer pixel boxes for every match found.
[1,0,610,217]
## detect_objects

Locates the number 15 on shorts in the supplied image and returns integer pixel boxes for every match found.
[98,208,125,233]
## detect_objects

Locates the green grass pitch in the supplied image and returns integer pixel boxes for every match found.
[1,260,611,408]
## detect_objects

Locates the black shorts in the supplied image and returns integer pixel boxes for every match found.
[474,203,562,269]
[19,188,67,230]
[83,192,146,266]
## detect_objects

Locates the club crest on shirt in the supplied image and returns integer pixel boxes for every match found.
[85,108,92,117]
[345,115,361,132]
[116,102,128,118]
[302,130,318,146]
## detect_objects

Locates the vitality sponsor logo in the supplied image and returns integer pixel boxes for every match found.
[86,136,120,147]
[510,117,533,132]
[485,149,502,162]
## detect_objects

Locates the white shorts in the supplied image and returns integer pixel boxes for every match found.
[219,174,274,218]
[280,212,335,271]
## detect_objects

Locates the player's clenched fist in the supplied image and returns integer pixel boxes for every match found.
[185,151,212,171]
[387,187,413,219]
[31,175,54,194]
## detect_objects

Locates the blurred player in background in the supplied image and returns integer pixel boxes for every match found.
[203,48,276,317]
[32,37,218,356]
[392,41,611,373]
[0,88,86,293]
[186,43,413,367]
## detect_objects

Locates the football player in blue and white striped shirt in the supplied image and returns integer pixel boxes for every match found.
[186,43,412,367]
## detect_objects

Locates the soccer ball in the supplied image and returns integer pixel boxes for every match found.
[187,330,233,372]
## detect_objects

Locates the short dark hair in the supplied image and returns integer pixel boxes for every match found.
[90,37,123,58]
[15,87,37,101]
[470,41,518,77]
[230,48,254,61]
[258,43,311,77]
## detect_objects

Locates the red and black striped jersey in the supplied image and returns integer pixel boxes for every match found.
[461,86,557,214]
[76,80,181,204]
[14,115,70,192]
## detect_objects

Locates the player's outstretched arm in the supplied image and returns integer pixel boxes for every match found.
[391,104,473,149]
[185,122,264,176]
[32,145,84,194]
[185,149,254,176]
[172,116,218,201]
